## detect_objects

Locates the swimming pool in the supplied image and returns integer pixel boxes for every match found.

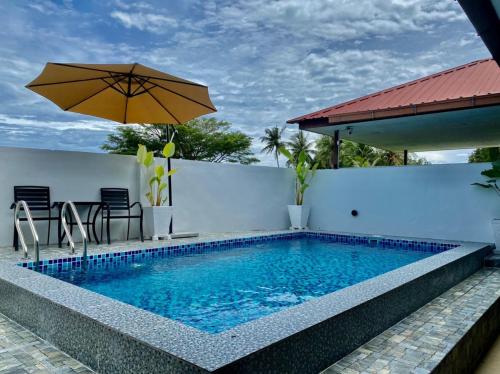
[8,231,488,373]
[46,236,434,333]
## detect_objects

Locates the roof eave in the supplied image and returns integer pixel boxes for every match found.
[298,93,500,129]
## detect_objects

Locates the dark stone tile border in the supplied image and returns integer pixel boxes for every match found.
[0,231,492,373]
[19,231,458,272]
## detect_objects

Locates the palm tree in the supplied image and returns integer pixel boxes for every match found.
[314,135,333,169]
[260,126,285,167]
[379,150,403,166]
[287,130,314,166]
[352,155,380,168]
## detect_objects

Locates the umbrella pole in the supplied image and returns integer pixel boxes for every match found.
[167,125,173,234]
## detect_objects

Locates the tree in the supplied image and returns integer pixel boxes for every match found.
[406,153,429,166]
[379,151,403,166]
[286,131,314,166]
[352,155,380,168]
[260,126,285,167]
[469,147,500,163]
[472,161,500,197]
[102,118,259,164]
[314,135,334,169]
[313,135,428,168]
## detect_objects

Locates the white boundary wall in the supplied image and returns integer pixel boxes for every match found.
[305,163,498,243]
[166,158,295,233]
[0,147,496,247]
[0,147,139,246]
[0,147,294,247]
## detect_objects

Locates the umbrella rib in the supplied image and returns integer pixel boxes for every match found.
[63,76,127,110]
[63,84,112,111]
[101,77,129,96]
[26,76,120,88]
[52,63,207,88]
[129,78,153,98]
[132,77,150,95]
[146,90,182,125]
[107,73,127,95]
[149,82,217,112]
[136,74,207,88]
[52,63,137,76]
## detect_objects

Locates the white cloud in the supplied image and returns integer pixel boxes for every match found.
[114,1,153,11]
[0,114,114,132]
[211,0,466,43]
[0,0,492,165]
[28,0,67,15]
[416,150,474,164]
[110,11,178,33]
[0,114,115,153]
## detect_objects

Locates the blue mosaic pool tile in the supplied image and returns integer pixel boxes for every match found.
[19,231,459,272]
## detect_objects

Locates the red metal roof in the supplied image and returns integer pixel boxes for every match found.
[288,58,500,124]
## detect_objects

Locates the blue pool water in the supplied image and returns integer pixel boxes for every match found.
[48,238,433,333]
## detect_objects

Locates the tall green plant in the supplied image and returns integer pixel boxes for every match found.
[137,143,176,206]
[472,160,500,197]
[280,147,318,205]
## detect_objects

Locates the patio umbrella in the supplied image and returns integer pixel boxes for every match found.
[26,62,217,233]
[26,62,216,124]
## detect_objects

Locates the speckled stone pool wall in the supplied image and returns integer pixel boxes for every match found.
[0,266,206,373]
[0,231,492,373]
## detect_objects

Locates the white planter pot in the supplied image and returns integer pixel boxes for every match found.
[143,206,173,240]
[288,205,310,230]
[492,219,500,253]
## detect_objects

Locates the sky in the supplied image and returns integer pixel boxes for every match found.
[0,0,491,165]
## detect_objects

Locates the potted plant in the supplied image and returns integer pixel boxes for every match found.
[280,147,318,229]
[137,143,176,240]
[472,160,500,250]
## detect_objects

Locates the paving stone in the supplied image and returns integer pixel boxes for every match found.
[0,314,93,374]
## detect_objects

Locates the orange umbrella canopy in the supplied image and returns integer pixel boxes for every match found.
[26,63,216,124]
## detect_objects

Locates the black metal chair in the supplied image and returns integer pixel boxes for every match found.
[10,186,58,250]
[100,188,143,244]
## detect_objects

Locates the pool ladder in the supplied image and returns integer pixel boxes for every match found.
[15,200,88,265]
[61,201,88,264]
[14,200,40,263]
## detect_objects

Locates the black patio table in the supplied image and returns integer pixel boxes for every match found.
[52,201,104,247]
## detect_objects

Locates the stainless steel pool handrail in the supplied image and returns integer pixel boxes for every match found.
[14,200,40,262]
[61,201,88,262]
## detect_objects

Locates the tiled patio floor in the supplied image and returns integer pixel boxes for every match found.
[0,313,93,374]
[322,268,500,374]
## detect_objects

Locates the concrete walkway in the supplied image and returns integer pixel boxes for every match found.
[0,313,93,373]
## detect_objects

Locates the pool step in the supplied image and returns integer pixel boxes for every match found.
[485,253,500,268]
[321,268,500,374]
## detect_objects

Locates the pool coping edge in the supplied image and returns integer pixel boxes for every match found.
[0,230,492,372]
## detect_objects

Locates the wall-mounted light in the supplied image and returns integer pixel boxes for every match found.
[346,126,353,135]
